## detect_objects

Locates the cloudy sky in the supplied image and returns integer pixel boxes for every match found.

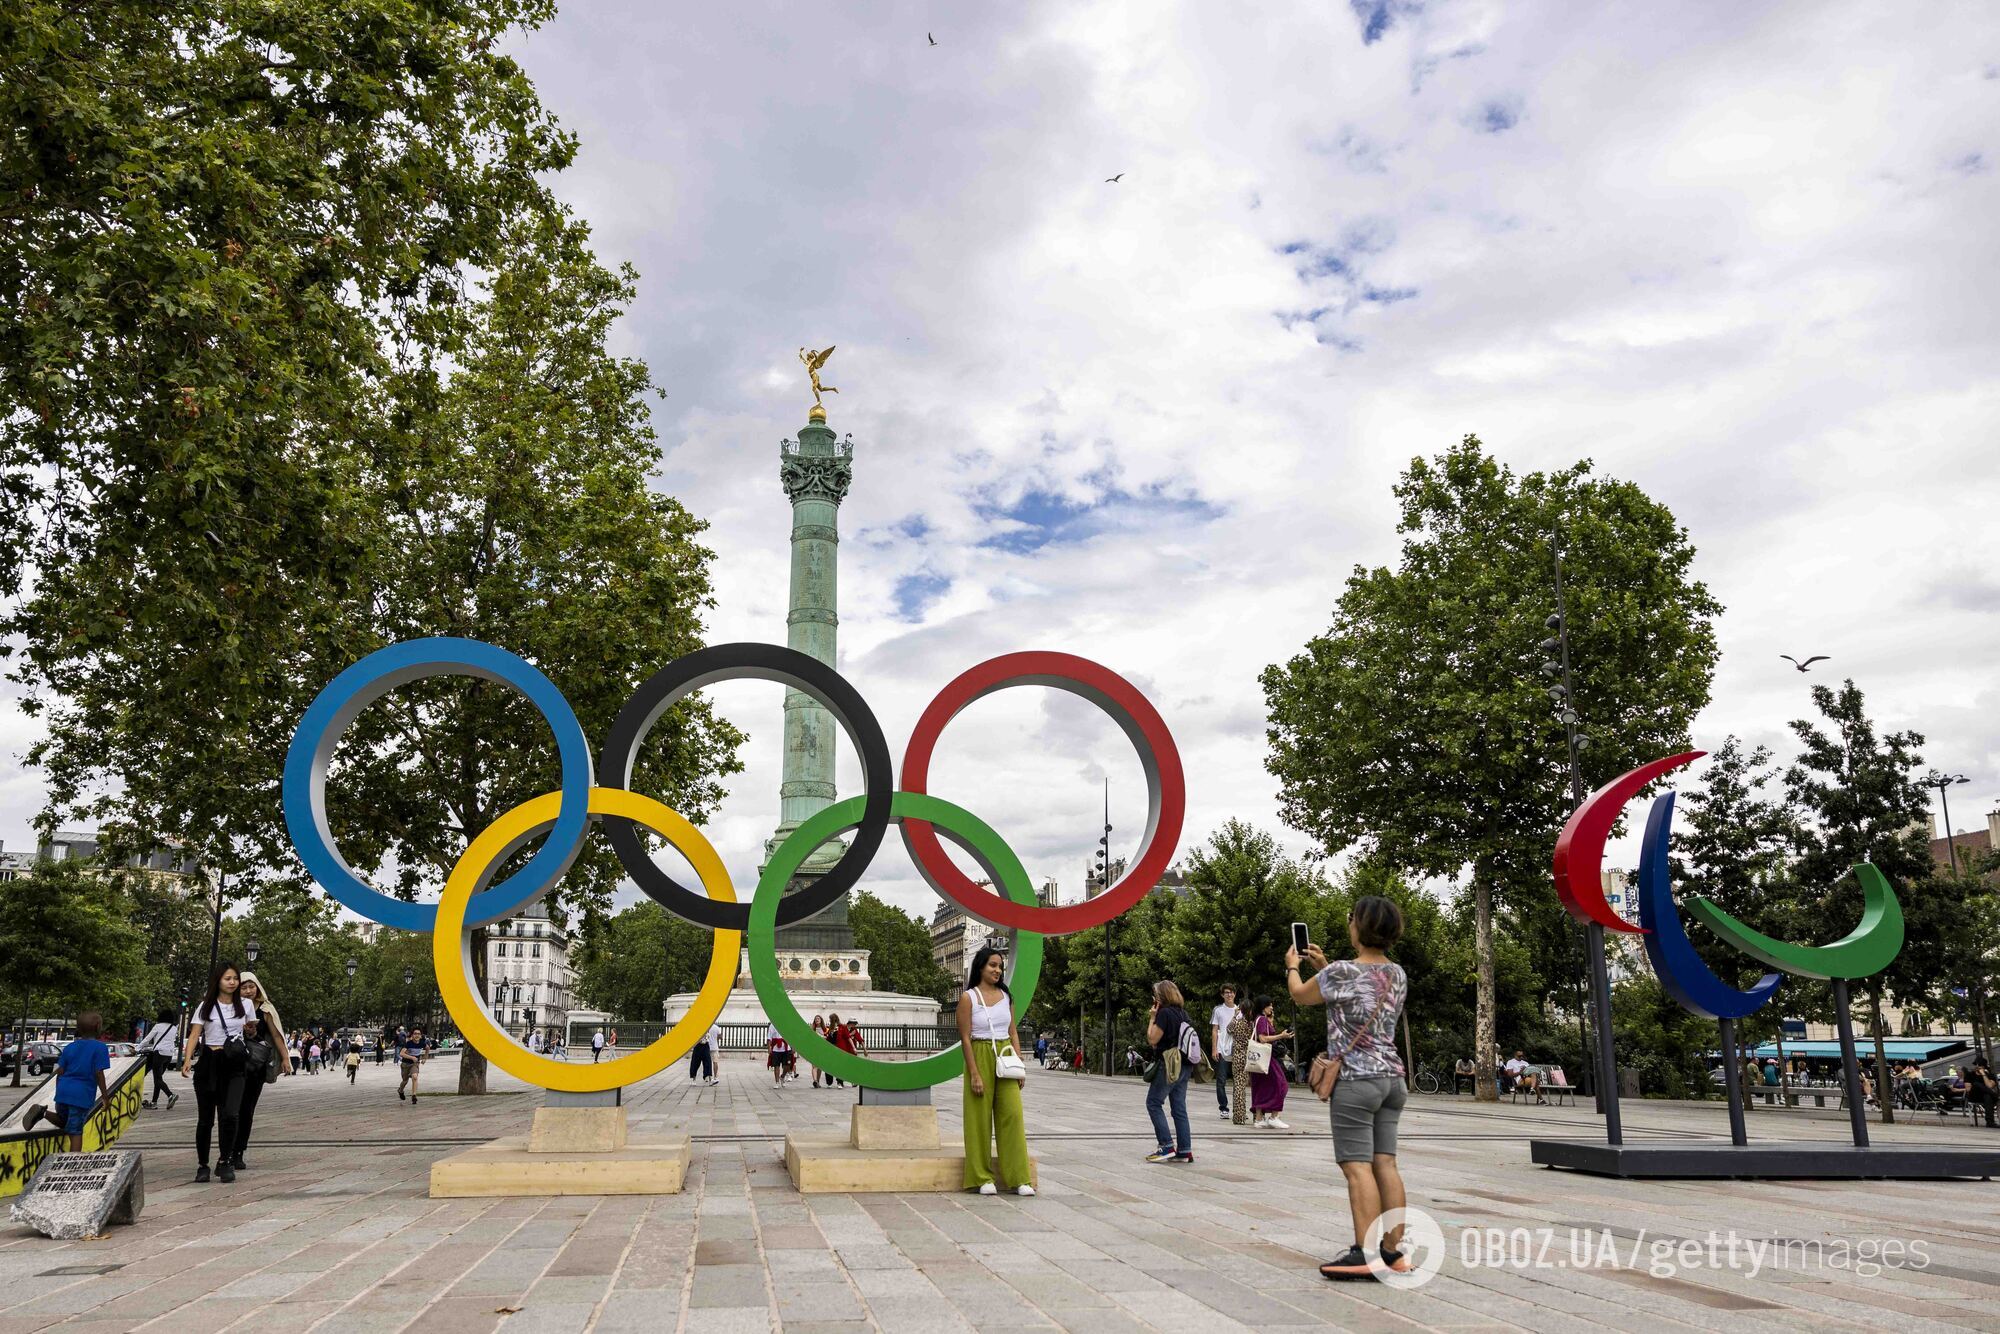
[4,0,1998,921]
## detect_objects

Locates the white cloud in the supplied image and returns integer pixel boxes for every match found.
[5,0,1997,917]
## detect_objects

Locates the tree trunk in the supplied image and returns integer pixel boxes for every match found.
[457,925,488,1096]
[1867,984,1893,1125]
[1473,874,1497,1101]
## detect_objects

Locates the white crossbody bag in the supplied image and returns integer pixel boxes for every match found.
[973,989,1027,1081]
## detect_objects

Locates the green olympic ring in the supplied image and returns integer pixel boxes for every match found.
[750,791,1043,1090]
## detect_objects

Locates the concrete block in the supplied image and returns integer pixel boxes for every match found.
[849,1105,940,1152]
[784,1134,1037,1194]
[528,1106,628,1154]
[429,1136,689,1197]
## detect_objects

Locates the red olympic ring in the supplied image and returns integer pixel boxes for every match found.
[899,651,1186,934]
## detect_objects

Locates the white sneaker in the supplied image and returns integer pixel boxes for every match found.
[1267,1118,1289,1130]
[978,1182,997,1196]
[1016,1184,1035,1197]
[1218,1109,1231,1120]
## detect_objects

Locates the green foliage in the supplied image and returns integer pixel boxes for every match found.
[0,861,155,1063]
[1160,821,1323,1018]
[849,891,952,1005]
[1262,436,1721,1090]
[1610,971,1718,1100]
[571,902,711,1022]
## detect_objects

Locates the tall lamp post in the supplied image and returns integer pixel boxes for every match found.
[245,938,260,967]
[402,966,415,1027]
[1924,771,1970,879]
[1097,781,1114,1077]
[1540,546,1620,1140]
[345,957,359,1030]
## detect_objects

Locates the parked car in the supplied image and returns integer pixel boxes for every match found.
[106,1041,139,1058]
[0,1041,64,1078]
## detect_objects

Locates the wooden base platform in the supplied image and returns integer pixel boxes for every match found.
[1530,1138,2000,1179]
[429,1134,690,1197]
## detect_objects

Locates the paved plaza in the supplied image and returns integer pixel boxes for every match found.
[2,1058,1998,1332]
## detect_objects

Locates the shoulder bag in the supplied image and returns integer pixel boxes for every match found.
[1244,1039,1273,1075]
[973,991,1026,1080]
[1309,981,1394,1102]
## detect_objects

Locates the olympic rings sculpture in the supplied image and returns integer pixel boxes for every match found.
[283,637,1184,1092]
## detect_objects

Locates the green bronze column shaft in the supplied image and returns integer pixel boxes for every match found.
[766,406,855,949]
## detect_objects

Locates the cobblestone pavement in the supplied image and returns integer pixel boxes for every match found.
[3,1055,1997,1332]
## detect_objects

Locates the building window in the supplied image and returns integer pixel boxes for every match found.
[532,943,542,959]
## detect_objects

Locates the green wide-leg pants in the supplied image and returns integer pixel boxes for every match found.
[962,1041,1030,1190]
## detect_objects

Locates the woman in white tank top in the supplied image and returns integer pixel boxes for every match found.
[956,945,1034,1197]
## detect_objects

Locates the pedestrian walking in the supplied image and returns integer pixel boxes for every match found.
[827,1012,854,1087]
[809,1014,828,1087]
[229,971,291,1171]
[179,961,254,1182]
[1287,895,1412,1281]
[591,1028,605,1063]
[398,1025,428,1103]
[1211,985,1240,1121]
[1143,980,1196,1164]
[136,1007,180,1109]
[1248,997,1294,1128]
[689,1017,717,1084]
[958,946,1034,1196]
[346,1040,362,1084]
[765,1024,792,1086]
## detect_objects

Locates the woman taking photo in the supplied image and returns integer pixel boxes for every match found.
[1286,895,1411,1280]
[957,946,1033,1195]
[1144,980,1195,1164]
[179,961,256,1183]
[1247,997,1294,1129]
[229,971,293,1171]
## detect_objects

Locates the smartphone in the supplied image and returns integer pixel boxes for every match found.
[1291,921,1310,956]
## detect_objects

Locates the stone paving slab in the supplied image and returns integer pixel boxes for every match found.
[2,1055,1997,1330]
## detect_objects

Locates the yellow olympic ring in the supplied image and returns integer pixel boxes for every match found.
[433,786,739,1093]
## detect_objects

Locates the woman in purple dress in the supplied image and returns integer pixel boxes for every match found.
[1248,997,1294,1129]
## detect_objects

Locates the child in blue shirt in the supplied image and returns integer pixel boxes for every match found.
[44,1011,112,1150]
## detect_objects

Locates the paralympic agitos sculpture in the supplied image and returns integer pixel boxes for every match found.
[282,638,1182,1095]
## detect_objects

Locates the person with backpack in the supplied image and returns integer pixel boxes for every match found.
[1143,980,1198,1164]
[1287,894,1412,1281]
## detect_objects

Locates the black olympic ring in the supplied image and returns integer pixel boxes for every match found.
[596,642,893,931]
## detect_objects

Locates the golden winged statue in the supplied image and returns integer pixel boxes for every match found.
[799,345,839,407]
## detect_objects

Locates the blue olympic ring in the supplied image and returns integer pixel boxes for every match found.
[281,637,593,932]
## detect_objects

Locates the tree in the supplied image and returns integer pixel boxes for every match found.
[849,892,952,1005]
[0,861,153,1083]
[1784,680,1932,1124]
[1162,822,1322,1021]
[1673,737,1802,1085]
[571,903,712,1022]
[1,2,746,1097]
[1263,437,1721,1099]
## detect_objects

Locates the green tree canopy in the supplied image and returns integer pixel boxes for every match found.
[1,860,154,1083]
[571,902,712,1023]
[850,891,952,1005]
[1262,436,1721,1097]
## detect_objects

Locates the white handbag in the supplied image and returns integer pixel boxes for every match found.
[992,1040,1027,1081]
[1244,1040,1273,1075]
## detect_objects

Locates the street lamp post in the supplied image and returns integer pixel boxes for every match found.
[402,967,415,1027]
[246,938,260,966]
[1540,546,1622,1141]
[1097,781,1114,1077]
[345,957,359,1029]
[1924,771,1970,879]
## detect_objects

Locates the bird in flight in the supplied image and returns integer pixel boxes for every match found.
[928,32,936,46]
[1780,654,1829,673]
[1106,173,1124,183]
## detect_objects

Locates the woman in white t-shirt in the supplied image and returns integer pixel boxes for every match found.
[178,961,259,1183]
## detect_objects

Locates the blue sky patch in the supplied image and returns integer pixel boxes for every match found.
[892,570,951,622]
[975,485,1222,555]
[1478,99,1522,133]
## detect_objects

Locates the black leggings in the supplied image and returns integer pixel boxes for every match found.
[193,1049,246,1168]
[147,1053,173,1102]
[232,1071,267,1159]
